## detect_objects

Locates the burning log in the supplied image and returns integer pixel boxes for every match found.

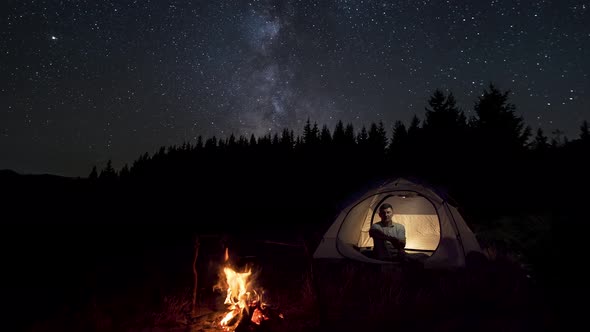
[232,301,284,332]
[216,249,284,332]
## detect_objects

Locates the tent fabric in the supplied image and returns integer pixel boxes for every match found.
[313,177,483,268]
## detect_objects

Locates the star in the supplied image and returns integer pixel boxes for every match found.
[0,0,588,176]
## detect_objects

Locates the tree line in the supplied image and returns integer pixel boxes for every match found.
[82,84,588,232]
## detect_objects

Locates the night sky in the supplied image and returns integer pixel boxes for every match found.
[1,0,588,176]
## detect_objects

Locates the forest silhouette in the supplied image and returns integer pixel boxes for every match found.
[5,83,589,258]
[2,84,588,331]
[71,84,588,231]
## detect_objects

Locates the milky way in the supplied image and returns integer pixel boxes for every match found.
[1,0,588,176]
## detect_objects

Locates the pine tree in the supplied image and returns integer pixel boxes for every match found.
[388,120,407,159]
[333,120,345,146]
[311,122,320,144]
[408,115,421,137]
[280,128,293,149]
[533,128,549,151]
[473,84,531,151]
[89,166,98,180]
[99,159,117,181]
[205,136,217,149]
[303,119,320,145]
[424,90,465,132]
[238,135,249,147]
[119,164,130,179]
[550,129,566,148]
[228,134,236,147]
[391,120,408,145]
[357,126,368,147]
[367,121,388,155]
[580,120,589,141]
[303,118,312,144]
[344,123,356,145]
[320,125,332,145]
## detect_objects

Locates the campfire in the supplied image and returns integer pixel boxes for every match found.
[215,248,283,331]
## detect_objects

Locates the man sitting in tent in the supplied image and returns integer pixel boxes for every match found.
[369,203,406,261]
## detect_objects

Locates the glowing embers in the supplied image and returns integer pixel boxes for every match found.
[216,248,281,331]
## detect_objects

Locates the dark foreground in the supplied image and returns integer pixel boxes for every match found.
[1,223,571,332]
[2,165,587,332]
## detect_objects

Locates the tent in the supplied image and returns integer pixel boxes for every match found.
[313,177,483,268]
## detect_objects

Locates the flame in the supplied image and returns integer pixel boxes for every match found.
[218,251,265,330]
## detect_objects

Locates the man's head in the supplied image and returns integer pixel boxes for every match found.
[378,203,394,223]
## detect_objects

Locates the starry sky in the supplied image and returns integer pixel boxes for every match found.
[1,0,589,176]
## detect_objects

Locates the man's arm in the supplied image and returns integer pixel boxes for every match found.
[370,225,405,249]
[389,237,406,250]
[389,226,406,249]
[369,226,388,240]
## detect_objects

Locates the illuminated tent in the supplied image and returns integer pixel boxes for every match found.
[313,177,483,268]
